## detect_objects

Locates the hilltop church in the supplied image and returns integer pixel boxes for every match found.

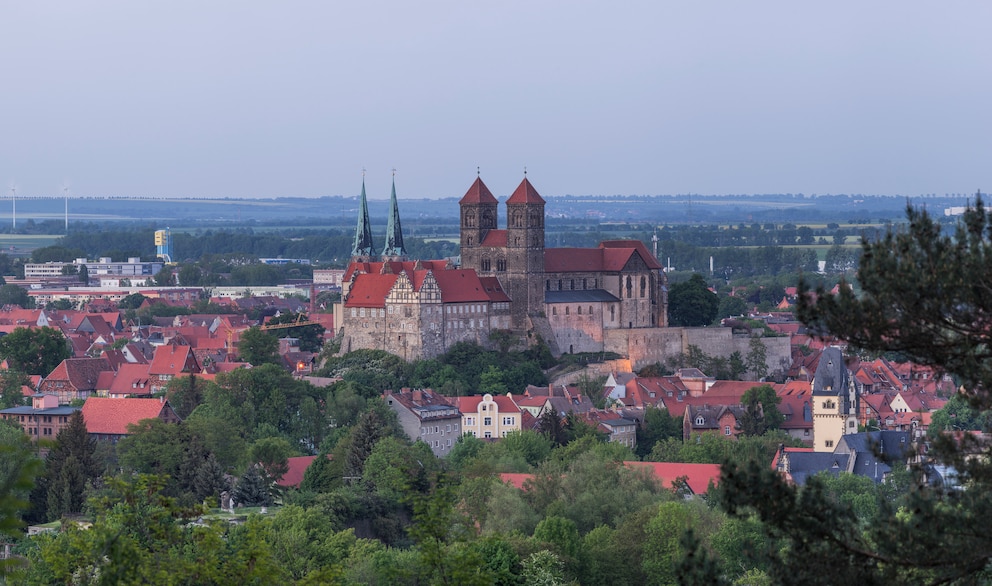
[336,173,679,364]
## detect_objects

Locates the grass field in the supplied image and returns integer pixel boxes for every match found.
[0,234,63,257]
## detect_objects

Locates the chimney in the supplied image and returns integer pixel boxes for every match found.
[412,389,423,402]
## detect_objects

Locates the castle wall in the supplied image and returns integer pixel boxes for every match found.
[604,327,792,375]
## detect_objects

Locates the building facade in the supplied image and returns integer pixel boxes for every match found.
[337,175,670,362]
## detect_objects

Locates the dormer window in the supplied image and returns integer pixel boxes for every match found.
[695,416,705,426]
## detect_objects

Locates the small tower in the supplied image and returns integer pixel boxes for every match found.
[382,173,407,261]
[351,177,377,261]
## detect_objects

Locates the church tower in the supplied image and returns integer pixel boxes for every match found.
[458,173,499,272]
[351,177,377,262]
[504,174,546,326]
[382,174,407,261]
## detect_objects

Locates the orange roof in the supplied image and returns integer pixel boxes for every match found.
[149,345,197,375]
[505,177,545,205]
[544,241,662,273]
[499,473,532,490]
[624,462,721,495]
[108,363,153,396]
[459,176,499,204]
[277,455,316,488]
[454,394,521,414]
[81,397,173,435]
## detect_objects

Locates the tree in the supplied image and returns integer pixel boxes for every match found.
[738,384,783,436]
[43,411,101,520]
[0,423,40,576]
[0,326,72,376]
[153,266,175,286]
[118,292,147,310]
[668,273,719,327]
[265,311,325,352]
[233,464,273,507]
[689,196,992,583]
[745,337,768,380]
[0,284,32,308]
[236,326,280,366]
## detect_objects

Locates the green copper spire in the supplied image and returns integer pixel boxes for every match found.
[382,173,407,259]
[351,177,376,259]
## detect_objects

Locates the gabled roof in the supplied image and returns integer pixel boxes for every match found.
[544,240,662,273]
[44,358,113,391]
[478,277,511,302]
[431,270,496,303]
[81,397,176,436]
[453,393,521,414]
[276,455,321,488]
[108,363,153,396]
[459,176,499,205]
[149,345,198,376]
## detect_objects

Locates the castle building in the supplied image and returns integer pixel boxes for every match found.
[811,346,860,451]
[338,174,668,361]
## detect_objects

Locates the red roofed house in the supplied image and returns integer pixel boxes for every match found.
[453,393,522,440]
[624,461,722,496]
[81,397,181,442]
[148,344,201,393]
[38,357,114,405]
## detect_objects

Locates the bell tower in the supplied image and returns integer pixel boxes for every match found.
[504,173,545,325]
[458,172,498,272]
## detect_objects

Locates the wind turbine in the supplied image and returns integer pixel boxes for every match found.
[62,183,70,233]
[8,185,15,230]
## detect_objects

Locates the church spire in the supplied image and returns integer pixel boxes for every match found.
[382,171,407,260]
[351,175,376,260]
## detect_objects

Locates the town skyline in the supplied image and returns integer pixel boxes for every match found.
[2,2,990,199]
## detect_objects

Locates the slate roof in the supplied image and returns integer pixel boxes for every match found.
[545,289,620,303]
[44,358,113,391]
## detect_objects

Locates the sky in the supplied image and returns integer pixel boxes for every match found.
[1,2,990,200]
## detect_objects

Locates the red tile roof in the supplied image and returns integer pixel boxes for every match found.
[44,358,113,391]
[453,394,521,414]
[624,461,721,495]
[499,473,532,490]
[480,230,508,247]
[277,455,316,488]
[81,397,175,436]
[149,345,198,376]
[544,241,662,273]
[459,176,499,204]
[505,177,545,205]
[108,363,154,396]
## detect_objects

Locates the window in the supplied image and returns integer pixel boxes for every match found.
[360,308,366,317]
[465,416,475,426]
[825,440,834,448]
[482,258,491,271]
[502,416,515,425]
[577,306,582,315]
[695,416,705,426]
[446,424,451,432]
[565,307,570,316]
[484,417,492,426]
[484,431,492,439]
[849,420,856,427]
[350,308,357,317]
[724,425,731,435]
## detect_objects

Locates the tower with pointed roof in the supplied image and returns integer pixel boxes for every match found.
[458,173,499,271]
[504,175,546,326]
[382,175,407,261]
[351,178,377,262]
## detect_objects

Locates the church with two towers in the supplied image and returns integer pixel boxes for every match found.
[337,174,671,365]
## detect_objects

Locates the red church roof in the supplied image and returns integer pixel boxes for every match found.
[505,177,545,204]
[459,176,499,204]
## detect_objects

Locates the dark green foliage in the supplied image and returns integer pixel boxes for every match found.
[0,326,71,375]
[192,452,229,502]
[234,464,273,507]
[42,411,101,521]
[320,349,413,395]
[0,426,41,566]
[635,407,683,458]
[236,326,280,366]
[738,384,784,436]
[265,311,325,352]
[668,273,719,327]
[930,393,992,433]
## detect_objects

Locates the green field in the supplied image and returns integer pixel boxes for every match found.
[0,234,63,257]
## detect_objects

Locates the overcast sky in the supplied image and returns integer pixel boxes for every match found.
[1,2,989,200]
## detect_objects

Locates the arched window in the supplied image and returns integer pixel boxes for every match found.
[577,306,582,315]
[565,306,570,315]
[588,306,593,314]
[496,259,506,272]
[640,276,646,297]
[465,211,476,227]
[481,258,491,271]
[626,276,633,298]
[610,305,615,320]
[570,279,575,290]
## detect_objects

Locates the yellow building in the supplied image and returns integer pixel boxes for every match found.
[453,393,522,439]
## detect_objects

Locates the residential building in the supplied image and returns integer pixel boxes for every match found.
[80,397,181,442]
[0,394,79,440]
[38,357,113,405]
[454,393,522,439]
[383,388,463,456]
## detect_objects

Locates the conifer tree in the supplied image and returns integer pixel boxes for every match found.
[43,411,100,521]
[233,465,272,507]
